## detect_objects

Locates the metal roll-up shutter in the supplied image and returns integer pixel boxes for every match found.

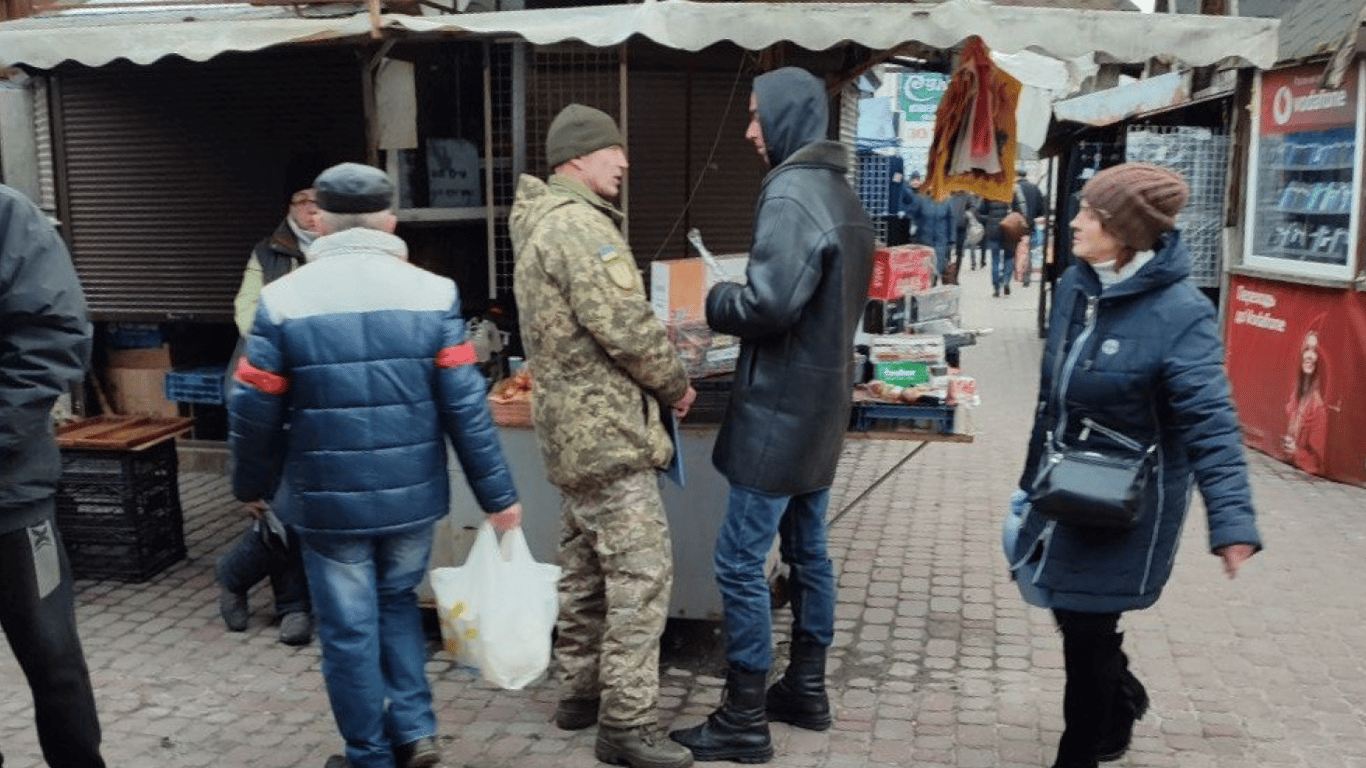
[53,49,366,321]
[627,68,689,263]
[628,66,762,265]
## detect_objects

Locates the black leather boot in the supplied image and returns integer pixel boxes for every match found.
[765,641,831,731]
[1096,641,1148,762]
[1051,628,1122,768]
[669,669,773,764]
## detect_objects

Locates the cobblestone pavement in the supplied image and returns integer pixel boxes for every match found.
[3,263,1365,768]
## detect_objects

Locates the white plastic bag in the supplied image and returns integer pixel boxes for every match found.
[430,522,560,690]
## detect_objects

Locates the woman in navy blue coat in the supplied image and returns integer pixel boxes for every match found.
[1005,163,1262,768]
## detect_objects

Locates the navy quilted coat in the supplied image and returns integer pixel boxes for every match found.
[1009,231,1262,613]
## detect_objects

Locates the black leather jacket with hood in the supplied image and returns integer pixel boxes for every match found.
[707,67,876,495]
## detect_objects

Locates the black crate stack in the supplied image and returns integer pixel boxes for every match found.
[55,439,186,582]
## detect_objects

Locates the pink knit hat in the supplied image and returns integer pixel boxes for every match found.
[1082,163,1190,251]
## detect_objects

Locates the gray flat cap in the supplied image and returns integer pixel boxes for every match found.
[313,162,393,213]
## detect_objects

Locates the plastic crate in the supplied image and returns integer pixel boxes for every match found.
[164,366,226,405]
[848,401,955,435]
[55,439,186,582]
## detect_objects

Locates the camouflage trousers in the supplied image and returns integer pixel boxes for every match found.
[555,468,673,728]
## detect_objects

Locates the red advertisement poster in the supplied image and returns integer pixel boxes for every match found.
[1225,275,1366,487]
[1259,64,1358,137]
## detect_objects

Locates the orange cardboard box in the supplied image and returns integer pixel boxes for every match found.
[650,254,748,324]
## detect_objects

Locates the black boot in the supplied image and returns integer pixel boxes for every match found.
[765,641,831,731]
[1096,642,1148,762]
[669,669,773,764]
[1051,628,1123,768]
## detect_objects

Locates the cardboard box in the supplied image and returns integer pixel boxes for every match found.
[650,254,748,324]
[106,367,179,417]
[868,245,934,300]
[105,344,178,417]
[873,359,931,387]
[868,334,946,388]
[908,285,961,323]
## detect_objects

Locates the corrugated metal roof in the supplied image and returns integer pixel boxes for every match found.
[1277,0,1366,63]
[0,0,1281,70]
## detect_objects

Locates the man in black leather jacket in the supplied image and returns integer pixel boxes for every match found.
[670,67,875,764]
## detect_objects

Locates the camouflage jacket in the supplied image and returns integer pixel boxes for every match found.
[510,174,688,492]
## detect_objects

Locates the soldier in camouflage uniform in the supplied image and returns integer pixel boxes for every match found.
[509,104,697,768]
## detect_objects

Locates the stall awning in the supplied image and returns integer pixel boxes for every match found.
[0,0,1280,71]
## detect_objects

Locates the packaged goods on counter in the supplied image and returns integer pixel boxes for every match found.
[867,334,946,388]
[863,295,908,334]
[947,375,978,436]
[867,245,934,300]
[908,284,961,323]
[667,321,740,378]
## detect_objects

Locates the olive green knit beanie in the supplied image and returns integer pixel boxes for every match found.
[546,104,625,169]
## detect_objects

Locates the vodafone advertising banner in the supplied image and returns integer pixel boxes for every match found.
[1225,275,1366,486]
[1259,64,1358,136]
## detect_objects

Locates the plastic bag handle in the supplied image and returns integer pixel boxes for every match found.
[497,525,534,565]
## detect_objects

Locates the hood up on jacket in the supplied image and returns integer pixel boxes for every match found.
[753,67,828,167]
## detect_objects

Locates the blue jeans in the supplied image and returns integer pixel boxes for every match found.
[217,520,309,616]
[714,485,835,673]
[301,526,435,768]
[988,238,1011,291]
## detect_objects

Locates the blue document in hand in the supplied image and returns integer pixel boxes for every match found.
[662,411,686,487]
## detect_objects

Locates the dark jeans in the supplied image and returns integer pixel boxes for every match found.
[715,485,835,673]
[0,503,107,768]
[217,520,310,616]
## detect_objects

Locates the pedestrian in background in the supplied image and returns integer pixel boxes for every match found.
[0,182,108,768]
[1004,163,1262,768]
[979,192,1023,297]
[669,67,875,764]
[883,156,913,246]
[905,170,957,283]
[509,104,696,768]
[230,162,523,768]
[216,180,321,646]
[1013,169,1049,288]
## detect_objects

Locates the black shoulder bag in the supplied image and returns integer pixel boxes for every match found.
[1028,419,1157,531]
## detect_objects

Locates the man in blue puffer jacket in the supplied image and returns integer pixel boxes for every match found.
[230,163,522,768]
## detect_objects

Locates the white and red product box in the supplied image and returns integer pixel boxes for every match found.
[867,245,934,301]
[867,334,946,388]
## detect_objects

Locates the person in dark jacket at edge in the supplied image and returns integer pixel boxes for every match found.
[1003,163,1261,768]
[229,163,522,768]
[0,183,108,768]
[669,66,875,764]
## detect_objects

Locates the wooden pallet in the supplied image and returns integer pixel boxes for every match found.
[57,415,194,451]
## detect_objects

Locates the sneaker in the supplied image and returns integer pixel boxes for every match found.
[555,696,601,730]
[395,736,441,768]
[279,612,313,646]
[1004,283,1011,296]
[597,724,694,768]
[219,587,249,632]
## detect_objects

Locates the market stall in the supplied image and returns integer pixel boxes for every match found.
[1225,45,1366,487]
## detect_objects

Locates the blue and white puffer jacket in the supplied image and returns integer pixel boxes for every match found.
[229,227,517,535]
[1008,230,1262,613]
